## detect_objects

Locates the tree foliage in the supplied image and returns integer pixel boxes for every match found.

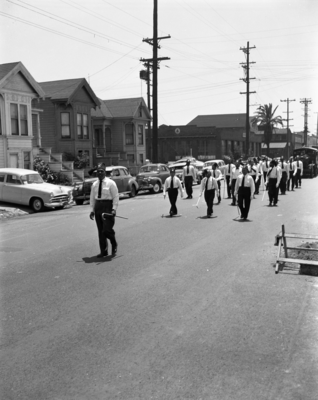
[33,157,72,185]
[251,104,283,156]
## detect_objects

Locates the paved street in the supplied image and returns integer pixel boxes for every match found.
[1,180,318,400]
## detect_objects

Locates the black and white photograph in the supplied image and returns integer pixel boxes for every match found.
[1,0,318,399]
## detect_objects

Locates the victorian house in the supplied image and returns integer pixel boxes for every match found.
[0,62,45,169]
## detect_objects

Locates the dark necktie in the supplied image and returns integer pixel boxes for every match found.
[205,177,209,190]
[281,162,284,170]
[241,176,245,187]
[297,161,299,167]
[290,162,292,169]
[187,166,189,174]
[213,171,215,178]
[170,177,173,189]
[98,180,102,198]
[228,164,230,173]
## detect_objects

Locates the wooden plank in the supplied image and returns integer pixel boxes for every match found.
[283,233,318,240]
[275,239,282,274]
[286,246,318,252]
[282,224,288,258]
[277,257,318,266]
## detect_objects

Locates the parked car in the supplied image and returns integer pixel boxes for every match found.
[136,163,170,193]
[169,161,199,184]
[72,165,138,205]
[0,168,73,212]
[197,159,226,183]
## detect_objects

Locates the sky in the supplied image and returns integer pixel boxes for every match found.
[1,0,318,135]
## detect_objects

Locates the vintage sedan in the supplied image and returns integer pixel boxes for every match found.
[72,165,138,205]
[136,163,170,193]
[197,159,226,183]
[0,168,73,212]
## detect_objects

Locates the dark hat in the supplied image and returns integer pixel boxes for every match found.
[186,159,190,163]
[170,167,175,172]
[97,162,106,171]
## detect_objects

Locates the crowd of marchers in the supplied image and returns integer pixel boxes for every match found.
[162,156,303,220]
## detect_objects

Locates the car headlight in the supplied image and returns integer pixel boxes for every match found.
[50,192,54,198]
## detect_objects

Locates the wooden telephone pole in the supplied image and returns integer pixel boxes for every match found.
[140,0,170,162]
[240,42,256,156]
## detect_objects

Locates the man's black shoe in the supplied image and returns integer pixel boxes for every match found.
[97,251,108,258]
[112,245,117,256]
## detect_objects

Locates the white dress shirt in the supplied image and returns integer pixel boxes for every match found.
[225,163,235,177]
[211,169,222,180]
[234,174,255,197]
[163,176,183,195]
[183,165,196,180]
[261,160,270,172]
[266,166,282,185]
[293,160,303,175]
[288,161,297,175]
[90,177,119,212]
[200,176,218,194]
[230,166,242,180]
[279,161,288,174]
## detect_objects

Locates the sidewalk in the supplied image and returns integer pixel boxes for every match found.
[0,202,33,219]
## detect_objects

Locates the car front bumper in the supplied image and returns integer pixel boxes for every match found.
[44,198,73,208]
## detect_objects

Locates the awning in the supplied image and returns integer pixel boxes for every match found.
[261,142,287,149]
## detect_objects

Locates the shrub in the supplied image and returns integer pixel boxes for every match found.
[33,157,72,185]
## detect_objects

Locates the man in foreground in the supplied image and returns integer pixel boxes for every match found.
[89,163,119,257]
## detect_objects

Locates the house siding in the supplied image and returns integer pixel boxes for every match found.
[3,72,35,93]
[33,98,57,152]
[0,137,5,167]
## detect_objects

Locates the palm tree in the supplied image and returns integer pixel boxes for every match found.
[251,104,283,156]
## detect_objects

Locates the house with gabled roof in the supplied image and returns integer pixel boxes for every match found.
[0,61,45,168]
[91,97,151,167]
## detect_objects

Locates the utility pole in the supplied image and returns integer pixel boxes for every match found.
[300,98,312,146]
[240,41,256,156]
[140,62,152,158]
[140,0,170,162]
[280,98,295,158]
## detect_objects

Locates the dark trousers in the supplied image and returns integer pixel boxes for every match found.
[279,171,287,194]
[225,175,231,197]
[168,188,178,214]
[184,176,193,197]
[268,178,278,204]
[255,176,260,194]
[231,179,237,204]
[238,187,251,218]
[94,200,116,253]
[204,189,215,216]
[217,180,221,202]
[263,171,267,182]
[287,171,295,190]
[295,169,302,187]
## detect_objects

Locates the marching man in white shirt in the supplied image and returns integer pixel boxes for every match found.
[224,159,235,199]
[164,168,183,217]
[287,156,296,191]
[293,155,303,188]
[230,161,242,206]
[234,165,255,220]
[89,163,119,257]
[266,159,282,206]
[199,169,219,218]
[211,163,222,204]
[182,159,196,199]
[278,156,288,194]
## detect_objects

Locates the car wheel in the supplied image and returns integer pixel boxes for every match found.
[31,197,44,212]
[75,199,84,205]
[151,182,161,194]
[129,185,137,197]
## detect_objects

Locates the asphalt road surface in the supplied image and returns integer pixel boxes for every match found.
[1,180,318,400]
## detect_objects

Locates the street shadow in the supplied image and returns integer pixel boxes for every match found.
[233,218,252,222]
[161,214,182,218]
[196,216,218,220]
[81,254,122,264]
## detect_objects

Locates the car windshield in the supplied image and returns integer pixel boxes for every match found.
[140,166,159,173]
[23,174,44,184]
